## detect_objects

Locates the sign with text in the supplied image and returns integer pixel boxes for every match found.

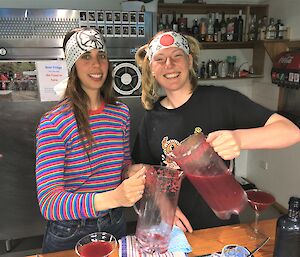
[36,60,68,102]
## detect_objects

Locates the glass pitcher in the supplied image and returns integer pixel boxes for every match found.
[134,165,183,254]
[167,132,247,220]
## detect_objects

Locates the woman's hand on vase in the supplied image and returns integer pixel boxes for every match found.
[115,166,146,207]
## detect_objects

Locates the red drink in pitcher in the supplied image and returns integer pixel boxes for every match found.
[186,171,247,219]
[136,229,169,254]
[168,133,247,219]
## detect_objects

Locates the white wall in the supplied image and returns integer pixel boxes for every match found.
[245,0,300,208]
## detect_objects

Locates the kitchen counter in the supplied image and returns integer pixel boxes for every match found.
[27,219,276,257]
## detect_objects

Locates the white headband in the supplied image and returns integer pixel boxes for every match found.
[65,29,107,72]
[146,31,190,62]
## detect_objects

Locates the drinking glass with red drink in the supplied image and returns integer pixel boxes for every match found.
[75,232,117,257]
[246,189,275,240]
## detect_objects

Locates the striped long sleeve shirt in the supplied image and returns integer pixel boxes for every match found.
[35,101,131,221]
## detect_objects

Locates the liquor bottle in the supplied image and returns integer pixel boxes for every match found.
[157,13,165,31]
[220,12,227,42]
[165,14,171,30]
[199,18,207,42]
[178,13,187,34]
[199,61,206,79]
[206,13,214,42]
[266,17,276,40]
[248,14,257,41]
[226,16,234,42]
[213,13,221,42]
[273,196,300,257]
[275,19,284,39]
[236,10,244,42]
[171,11,178,32]
[257,19,263,40]
[191,19,200,40]
[259,16,268,40]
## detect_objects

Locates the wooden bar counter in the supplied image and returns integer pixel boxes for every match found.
[28,219,276,257]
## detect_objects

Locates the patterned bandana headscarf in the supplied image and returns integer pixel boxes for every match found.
[146,31,190,63]
[65,29,107,72]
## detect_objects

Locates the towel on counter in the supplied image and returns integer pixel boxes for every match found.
[168,226,192,253]
[119,226,192,257]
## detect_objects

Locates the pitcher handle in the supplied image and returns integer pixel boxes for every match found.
[133,203,141,216]
[228,159,234,173]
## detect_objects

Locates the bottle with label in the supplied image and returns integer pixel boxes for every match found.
[236,10,244,42]
[273,196,300,257]
[192,19,200,40]
[213,13,221,42]
[178,13,187,34]
[206,13,214,42]
[220,12,227,42]
[171,11,178,32]
[258,16,267,40]
[157,13,165,31]
[248,14,257,41]
[266,17,276,40]
[199,61,206,79]
[275,19,284,39]
[165,14,171,30]
[199,18,207,42]
[226,16,234,42]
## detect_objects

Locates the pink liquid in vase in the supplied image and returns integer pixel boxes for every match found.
[79,241,113,257]
[136,229,169,254]
[169,133,247,219]
[186,171,247,219]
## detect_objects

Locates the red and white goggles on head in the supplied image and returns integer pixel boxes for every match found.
[146,31,190,63]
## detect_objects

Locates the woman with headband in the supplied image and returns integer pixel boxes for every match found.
[35,27,146,253]
[132,31,300,232]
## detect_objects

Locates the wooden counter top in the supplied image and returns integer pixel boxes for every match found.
[28,219,276,257]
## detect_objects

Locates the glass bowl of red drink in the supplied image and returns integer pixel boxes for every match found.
[75,232,117,257]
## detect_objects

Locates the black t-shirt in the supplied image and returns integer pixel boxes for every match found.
[132,85,274,229]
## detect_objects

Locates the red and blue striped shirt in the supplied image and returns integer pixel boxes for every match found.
[36,101,131,221]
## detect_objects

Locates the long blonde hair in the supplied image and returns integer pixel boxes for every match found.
[135,31,200,110]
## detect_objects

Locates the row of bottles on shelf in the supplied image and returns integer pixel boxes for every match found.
[248,15,286,41]
[197,56,254,80]
[158,12,288,42]
[158,11,243,42]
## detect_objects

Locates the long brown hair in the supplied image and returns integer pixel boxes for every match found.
[54,27,116,149]
[135,30,200,110]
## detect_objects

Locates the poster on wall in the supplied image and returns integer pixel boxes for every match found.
[0,61,40,102]
[36,60,68,102]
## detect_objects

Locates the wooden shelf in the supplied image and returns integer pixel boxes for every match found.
[196,40,292,50]
[158,3,268,16]
[199,41,255,49]
[198,75,263,81]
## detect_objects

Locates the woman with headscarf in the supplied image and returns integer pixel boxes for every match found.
[36,27,145,253]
